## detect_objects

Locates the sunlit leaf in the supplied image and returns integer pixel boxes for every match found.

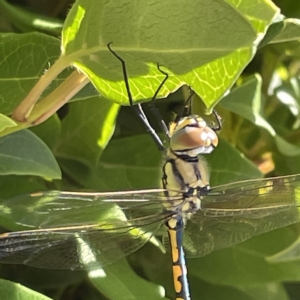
[61,0,279,109]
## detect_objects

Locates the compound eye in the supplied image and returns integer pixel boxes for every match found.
[170,126,219,151]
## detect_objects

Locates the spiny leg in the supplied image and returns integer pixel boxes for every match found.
[107,43,165,151]
[174,88,195,123]
[147,63,170,139]
[174,85,222,132]
[212,110,222,131]
[186,86,222,131]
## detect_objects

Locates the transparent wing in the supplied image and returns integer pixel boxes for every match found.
[0,189,176,270]
[1,175,300,268]
[184,174,300,257]
[0,189,177,229]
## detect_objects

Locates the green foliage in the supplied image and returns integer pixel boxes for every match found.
[0,279,51,300]
[0,0,300,300]
[0,130,61,178]
[89,259,168,300]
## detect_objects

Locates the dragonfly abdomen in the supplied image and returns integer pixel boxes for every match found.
[166,216,191,300]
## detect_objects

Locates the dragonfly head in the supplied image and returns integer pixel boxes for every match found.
[169,115,219,155]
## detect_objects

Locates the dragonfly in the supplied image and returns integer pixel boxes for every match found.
[0,46,300,300]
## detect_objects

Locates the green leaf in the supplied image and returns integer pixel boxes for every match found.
[0,130,61,179]
[275,78,300,113]
[220,74,300,156]
[236,284,289,300]
[188,279,288,300]
[54,97,119,168]
[130,243,174,298]
[96,134,163,191]
[270,18,300,44]
[258,15,285,48]
[61,0,278,109]
[189,226,300,286]
[273,152,300,177]
[0,32,98,116]
[267,235,300,263]
[89,259,167,300]
[207,139,262,185]
[29,114,62,150]
[220,75,274,132]
[0,33,60,116]
[0,114,17,131]
[0,175,46,200]
[275,136,300,156]
[0,278,52,300]
[224,0,280,34]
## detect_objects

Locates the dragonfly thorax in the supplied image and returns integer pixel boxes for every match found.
[162,152,210,194]
[169,115,218,156]
[162,151,210,219]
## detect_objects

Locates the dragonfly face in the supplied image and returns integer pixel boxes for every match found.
[169,115,219,155]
